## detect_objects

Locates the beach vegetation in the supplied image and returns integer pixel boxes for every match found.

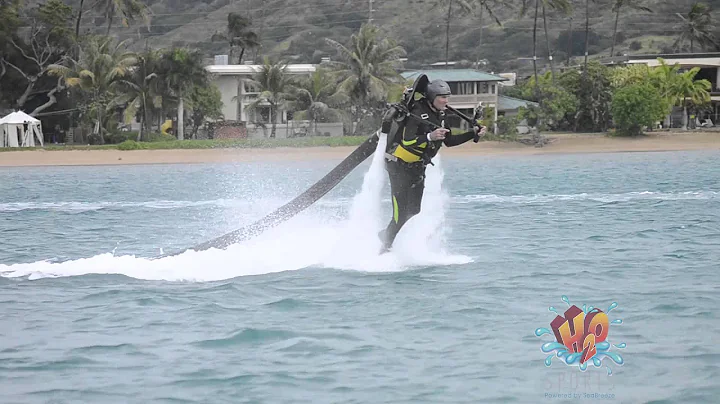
[611,82,667,136]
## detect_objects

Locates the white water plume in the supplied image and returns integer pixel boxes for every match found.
[0,133,470,282]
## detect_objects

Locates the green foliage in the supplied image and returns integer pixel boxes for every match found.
[38,0,74,42]
[117,139,145,150]
[611,82,666,136]
[516,72,578,131]
[495,115,520,141]
[187,83,224,136]
[560,62,614,132]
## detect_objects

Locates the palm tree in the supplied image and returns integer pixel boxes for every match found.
[161,47,210,140]
[583,0,592,72]
[674,2,718,52]
[288,68,346,136]
[519,0,569,86]
[48,36,137,144]
[565,1,574,66]
[542,0,571,82]
[98,0,151,35]
[609,0,652,57]
[111,48,162,141]
[324,23,406,133]
[474,0,504,52]
[434,0,473,65]
[651,58,711,129]
[674,67,711,129]
[211,13,261,64]
[245,57,296,138]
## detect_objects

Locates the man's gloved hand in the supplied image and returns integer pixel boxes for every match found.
[427,128,449,141]
[474,125,487,138]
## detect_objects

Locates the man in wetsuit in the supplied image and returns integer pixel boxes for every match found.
[378,79,487,253]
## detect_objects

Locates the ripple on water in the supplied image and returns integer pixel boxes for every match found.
[193,328,298,348]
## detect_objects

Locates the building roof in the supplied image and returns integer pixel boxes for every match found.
[401,68,508,83]
[600,52,720,68]
[206,64,316,75]
[497,95,538,111]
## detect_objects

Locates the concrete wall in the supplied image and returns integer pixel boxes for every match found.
[214,75,240,121]
[246,122,345,138]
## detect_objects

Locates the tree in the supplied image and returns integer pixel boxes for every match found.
[674,2,718,52]
[288,67,346,136]
[98,0,151,36]
[674,67,711,129]
[324,23,406,133]
[609,0,652,57]
[583,0,594,71]
[161,47,210,140]
[517,71,578,130]
[519,0,569,87]
[473,0,504,53]
[48,36,137,144]
[245,57,296,138]
[187,84,224,139]
[541,0,571,82]
[432,0,473,66]
[559,62,613,132]
[211,13,261,64]
[1,0,74,116]
[111,48,162,141]
[611,82,666,136]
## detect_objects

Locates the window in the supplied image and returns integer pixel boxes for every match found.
[449,82,474,95]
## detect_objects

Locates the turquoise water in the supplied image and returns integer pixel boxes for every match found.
[1,145,719,403]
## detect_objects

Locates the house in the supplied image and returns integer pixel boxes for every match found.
[603,52,720,127]
[206,62,536,137]
[205,62,318,137]
[400,69,536,134]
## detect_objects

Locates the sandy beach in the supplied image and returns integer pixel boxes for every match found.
[1,132,719,167]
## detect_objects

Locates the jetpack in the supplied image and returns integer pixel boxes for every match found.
[387,74,486,144]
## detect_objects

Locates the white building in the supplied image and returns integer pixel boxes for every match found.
[205,62,317,137]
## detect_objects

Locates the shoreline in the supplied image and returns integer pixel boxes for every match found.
[2,132,719,167]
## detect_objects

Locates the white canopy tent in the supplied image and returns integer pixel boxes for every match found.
[0,111,44,148]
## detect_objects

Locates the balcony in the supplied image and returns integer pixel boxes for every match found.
[448,93,497,107]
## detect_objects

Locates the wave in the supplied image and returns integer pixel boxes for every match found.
[453,190,720,204]
[3,191,716,213]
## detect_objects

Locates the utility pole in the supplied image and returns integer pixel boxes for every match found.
[368,0,374,24]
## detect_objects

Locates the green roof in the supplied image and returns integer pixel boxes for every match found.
[498,95,538,111]
[401,69,507,83]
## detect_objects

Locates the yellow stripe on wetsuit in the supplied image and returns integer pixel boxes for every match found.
[392,128,427,163]
[393,195,399,223]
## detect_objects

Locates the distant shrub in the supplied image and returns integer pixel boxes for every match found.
[105,132,136,144]
[147,132,176,142]
[611,82,666,136]
[117,140,146,150]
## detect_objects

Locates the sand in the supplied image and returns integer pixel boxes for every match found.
[1,132,720,167]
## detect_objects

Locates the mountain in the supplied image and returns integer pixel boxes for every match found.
[38,0,720,75]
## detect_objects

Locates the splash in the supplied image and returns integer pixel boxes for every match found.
[536,296,625,374]
[0,134,470,282]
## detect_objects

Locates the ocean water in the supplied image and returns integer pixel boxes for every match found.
[1,142,719,403]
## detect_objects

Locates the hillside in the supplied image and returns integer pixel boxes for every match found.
[33,0,720,75]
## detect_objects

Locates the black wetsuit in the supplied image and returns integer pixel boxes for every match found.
[379,99,478,251]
